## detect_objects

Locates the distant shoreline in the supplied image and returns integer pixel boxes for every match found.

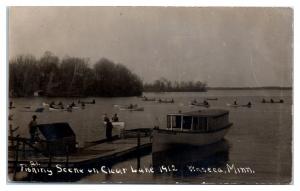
[143,87,292,93]
[9,87,292,98]
[206,87,292,90]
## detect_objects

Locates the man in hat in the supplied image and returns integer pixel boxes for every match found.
[28,115,38,143]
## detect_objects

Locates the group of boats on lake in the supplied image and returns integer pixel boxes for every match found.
[43,99,96,112]
[141,96,175,103]
[113,96,175,112]
[9,99,96,113]
[8,95,288,168]
[9,96,286,113]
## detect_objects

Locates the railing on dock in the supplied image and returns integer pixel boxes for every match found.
[8,135,73,181]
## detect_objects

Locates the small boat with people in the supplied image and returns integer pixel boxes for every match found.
[152,109,233,152]
[42,102,49,107]
[141,97,156,101]
[157,98,174,103]
[205,97,218,101]
[261,98,284,103]
[20,107,44,113]
[48,107,61,111]
[227,104,251,108]
[227,100,252,108]
[42,101,80,112]
[190,100,210,108]
[78,99,96,104]
[118,104,144,111]
[9,101,15,109]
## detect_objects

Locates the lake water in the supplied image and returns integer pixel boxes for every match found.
[9,90,292,184]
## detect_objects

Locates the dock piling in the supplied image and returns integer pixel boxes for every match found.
[13,136,20,181]
[65,145,69,168]
[137,131,141,170]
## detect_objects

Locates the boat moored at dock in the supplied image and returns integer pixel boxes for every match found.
[152,109,233,152]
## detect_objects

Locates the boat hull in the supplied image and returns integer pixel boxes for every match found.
[152,125,231,153]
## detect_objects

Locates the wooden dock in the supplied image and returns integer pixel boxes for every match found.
[8,134,152,181]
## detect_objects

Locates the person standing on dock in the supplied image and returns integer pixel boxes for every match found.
[112,113,119,122]
[28,115,38,143]
[9,101,13,109]
[104,115,113,141]
[234,100,237,105]
[247,102,252,107]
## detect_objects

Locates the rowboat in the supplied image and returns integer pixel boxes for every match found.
[142,97,156,101]
[190,101,210,108]
[205,98,218,101]
[42,102,49,107]
[49,107,61,111]
[157,99,174,103]
[227,103,251,108]
[119,107,144,111]
[261,99,284,103]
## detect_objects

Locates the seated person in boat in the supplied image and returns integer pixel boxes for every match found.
[70,102,75,107]
[247,102,252,107]
[50,101,55,108]
[203,100,209,105]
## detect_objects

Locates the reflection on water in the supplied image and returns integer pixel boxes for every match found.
[152,140,229,178]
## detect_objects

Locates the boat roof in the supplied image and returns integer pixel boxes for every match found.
[168,109,229,117]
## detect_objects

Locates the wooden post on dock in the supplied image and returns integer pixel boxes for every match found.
[13,136,20,181]
[48,144,52,168]
[9,124,14,147]
[137,131,141,171]
[65,145,69,168]
[22,141,25,159]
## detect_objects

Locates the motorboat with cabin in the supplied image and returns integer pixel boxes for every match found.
[152,109,233,152]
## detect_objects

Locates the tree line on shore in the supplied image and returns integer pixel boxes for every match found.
[9,52,207,97]
[143,78,207,92]
[9,51,143,97]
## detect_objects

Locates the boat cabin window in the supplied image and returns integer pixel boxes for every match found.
[167,115,208,131]
[193,117,208,131]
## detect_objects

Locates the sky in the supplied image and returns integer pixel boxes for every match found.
[8,7,293,87]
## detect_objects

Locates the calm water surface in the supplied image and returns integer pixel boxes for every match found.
[9,90,292,184]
